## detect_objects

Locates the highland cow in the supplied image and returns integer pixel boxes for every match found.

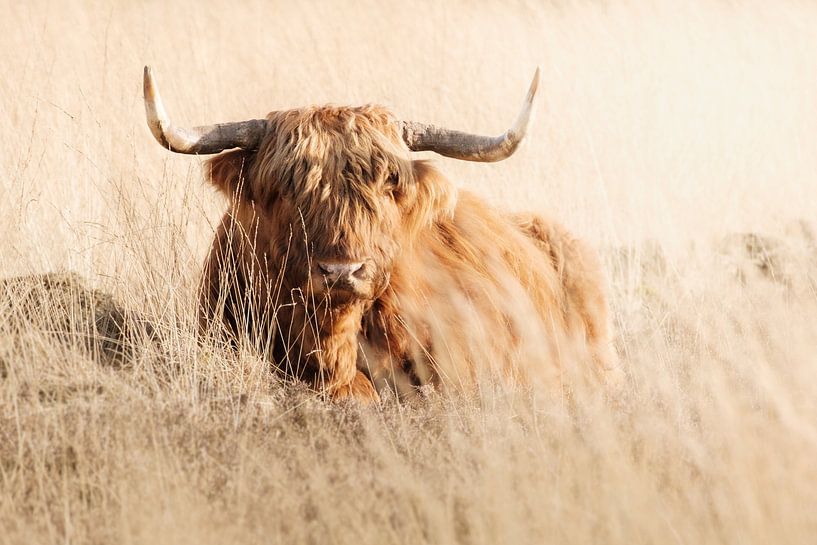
[143,66,618,402]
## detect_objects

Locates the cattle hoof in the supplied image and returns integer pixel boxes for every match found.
[330,372,381,405]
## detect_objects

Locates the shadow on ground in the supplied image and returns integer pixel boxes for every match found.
[0,272,160,375]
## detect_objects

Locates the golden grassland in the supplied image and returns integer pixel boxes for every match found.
[2,1,817,543]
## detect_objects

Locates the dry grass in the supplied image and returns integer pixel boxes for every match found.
[2,1,817,543]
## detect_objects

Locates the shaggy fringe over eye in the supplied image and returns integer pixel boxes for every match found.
[202,109,457,261]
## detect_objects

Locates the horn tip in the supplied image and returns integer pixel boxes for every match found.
[502,67,541,155]
[143,66,154,88]
[143,66,156,99]
[527,67,541,103]
[142,65,171,149]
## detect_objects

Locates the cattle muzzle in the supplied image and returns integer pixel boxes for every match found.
[317,261,367,284]
[313,258,379,303]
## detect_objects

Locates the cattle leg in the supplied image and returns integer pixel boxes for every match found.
[290,302,381,404]
[329,370,380,403]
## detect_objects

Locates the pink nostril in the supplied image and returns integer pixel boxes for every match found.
[317,261,365,281]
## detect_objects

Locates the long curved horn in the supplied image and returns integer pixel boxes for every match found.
[143,66,268,154]
[399,67,540,162]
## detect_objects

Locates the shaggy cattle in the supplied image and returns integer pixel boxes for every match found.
[143,66,618,402]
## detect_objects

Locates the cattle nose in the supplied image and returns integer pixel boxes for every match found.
[316,261,365,282]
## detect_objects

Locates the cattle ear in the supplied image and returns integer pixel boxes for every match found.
[401,160,457,236]
[206,150,255,200]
